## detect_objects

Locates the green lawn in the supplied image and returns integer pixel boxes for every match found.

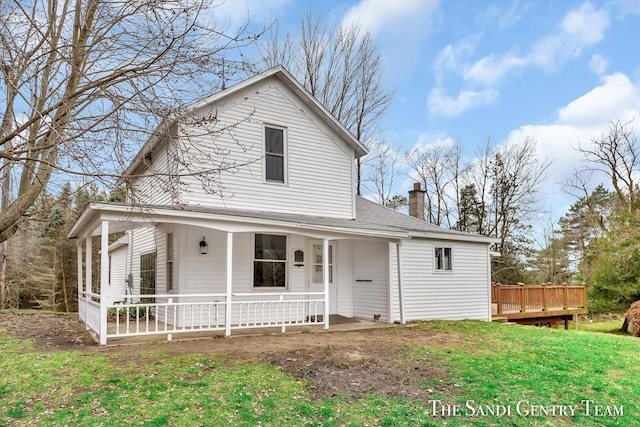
[575,318,627,334]
[1,320,639,426]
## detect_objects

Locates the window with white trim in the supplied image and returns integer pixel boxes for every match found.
[166,232,174,291]
[254,234,287,288]
[435,247,453,271]
[265,126,285,183]
[312,244,333,283]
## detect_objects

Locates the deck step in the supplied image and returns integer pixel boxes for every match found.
[492,316,509,323]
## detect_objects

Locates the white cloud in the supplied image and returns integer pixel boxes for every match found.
[589,54,609,75]
[608,0,640,18]
[476,2,528,30]
[561,2,609,45]
[342,0,439,38]
[429,2,612,117]
[341,0,441,80]
[464,53,526,87]
[433,37,479,84]
[427,87,498,118]
[505,72,640,211]
[529,2,610,71]
[558,73,638,126]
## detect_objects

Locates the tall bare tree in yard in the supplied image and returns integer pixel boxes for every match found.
[576,118,640,213]
[561,173,618,284]
[529,221,572,284]
[405,140,466,227]
[0,0,263,308]
[364,141,404,207]
[257,9,392,195]
[567,118,640,311]
[484,138,552,283]
[0,0,260,238]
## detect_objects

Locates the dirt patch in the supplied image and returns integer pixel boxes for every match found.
[263,343,453,400]
[0,311,95,349]
[0,311,464,400]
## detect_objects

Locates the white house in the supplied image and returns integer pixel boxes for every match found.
[69,66,497,345]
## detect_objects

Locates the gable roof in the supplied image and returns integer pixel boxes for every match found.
[121,66,368,181]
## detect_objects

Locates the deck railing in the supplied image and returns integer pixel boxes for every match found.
[492,283,587,315]
[78,291,326,343]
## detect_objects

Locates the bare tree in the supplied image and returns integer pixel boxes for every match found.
[529,220,572,285]
[257,8,392,195]
[0,0,263,247]
[576,118,640,213]
[405,140,466,227]
[363,141,403,206]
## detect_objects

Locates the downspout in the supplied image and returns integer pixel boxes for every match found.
[396,241,406,325]
[487,244,492,321]
[127,230,134,301]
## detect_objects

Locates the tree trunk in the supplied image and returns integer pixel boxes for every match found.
[0,242,5,309]
[61,255,69,313]
[52,247,57,311]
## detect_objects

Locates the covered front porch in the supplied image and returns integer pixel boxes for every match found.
[70,203,408,345]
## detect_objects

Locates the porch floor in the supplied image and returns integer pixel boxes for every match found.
[99,315,391,346]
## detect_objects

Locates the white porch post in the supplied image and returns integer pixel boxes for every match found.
[84,235,92,331]
[76,239,83,320]
[323,238,329,330]
[396,242,406,325]
[99,220,109,345]
[225,232,233,337]
[85,235,92,294]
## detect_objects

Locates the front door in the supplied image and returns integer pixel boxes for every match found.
[309,240,337,314]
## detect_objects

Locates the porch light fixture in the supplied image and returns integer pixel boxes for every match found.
[199,237,208,254]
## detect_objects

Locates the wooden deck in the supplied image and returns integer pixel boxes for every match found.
[491,284,588,329]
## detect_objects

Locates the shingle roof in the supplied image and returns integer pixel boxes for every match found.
[74,196,493,243]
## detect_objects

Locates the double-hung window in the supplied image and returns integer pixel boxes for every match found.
[435,247,453,271]
[265,126,285,183]
[254,234,287,288]
[166,232,174,291]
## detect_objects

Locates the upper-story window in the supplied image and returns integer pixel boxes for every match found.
[265,126,286,183]
[435,247,453,272]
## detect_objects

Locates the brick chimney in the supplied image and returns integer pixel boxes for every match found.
[408,182,425,220]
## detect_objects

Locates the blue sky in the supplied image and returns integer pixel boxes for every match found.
[215,0,640,222]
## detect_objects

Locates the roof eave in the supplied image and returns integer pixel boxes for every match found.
[408,230,499,244]
[67,203,100,239]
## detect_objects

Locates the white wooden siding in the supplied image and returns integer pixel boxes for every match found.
[335,240,353,317]
[108,246,128,302]
[129,136,173,206]
[128,227,157,296]
[388,242,400,323]
[400,239,490,321]
[174,228,310,326]
[352,240,389,322]
[132,78,356,218]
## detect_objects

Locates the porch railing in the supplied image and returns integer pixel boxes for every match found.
[78,291,326,343]
[491,283,587,315]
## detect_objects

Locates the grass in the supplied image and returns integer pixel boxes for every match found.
[573,317,627,335]
[1,320,639,426]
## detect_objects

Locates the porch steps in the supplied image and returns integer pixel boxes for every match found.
[492,316,509,324]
